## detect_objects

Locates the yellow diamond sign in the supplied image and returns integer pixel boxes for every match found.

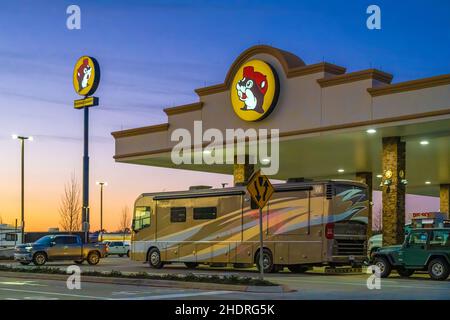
[247,170,274,209]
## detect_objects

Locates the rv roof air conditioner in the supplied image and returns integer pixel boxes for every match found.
[286,177,313,183]
[189,185,213,191]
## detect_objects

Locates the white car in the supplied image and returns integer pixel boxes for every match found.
[104,241,130,257]
[367,234,382,257]
[367,225,413,258]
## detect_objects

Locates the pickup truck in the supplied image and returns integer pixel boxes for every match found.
[14,234,108,266]
[372,228,450,280]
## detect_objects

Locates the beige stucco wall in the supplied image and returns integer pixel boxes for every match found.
[115,130,169,156]
[114,50,450,158]
[372,84,450,119]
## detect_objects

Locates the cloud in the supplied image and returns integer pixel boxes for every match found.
[0,87,68,106]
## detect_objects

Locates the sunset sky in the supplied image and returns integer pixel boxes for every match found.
[1,0,448,231]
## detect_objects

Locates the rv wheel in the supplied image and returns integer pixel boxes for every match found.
[255,249,275,273]
[148,248,164,269]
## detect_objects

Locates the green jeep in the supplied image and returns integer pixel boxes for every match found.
[372,228,450,281]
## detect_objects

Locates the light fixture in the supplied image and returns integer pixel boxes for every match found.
[420,140,429,145]
[12,134,33,141]
[425,181,431,185]
[337,169,345,173]
[366,129,377,134]
[376,174,383,178]
[96,181,108,186]
[260,158,271,164]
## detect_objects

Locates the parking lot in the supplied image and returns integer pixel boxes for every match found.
[0,257,449,300]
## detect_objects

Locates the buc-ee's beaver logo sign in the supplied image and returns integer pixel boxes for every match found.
[230,60,279,122]
[73,56,100,96]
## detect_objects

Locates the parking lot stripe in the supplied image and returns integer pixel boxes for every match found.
[0,287,112,300]
[124,290,234,300]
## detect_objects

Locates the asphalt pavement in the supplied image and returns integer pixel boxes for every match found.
[0,257,449,300]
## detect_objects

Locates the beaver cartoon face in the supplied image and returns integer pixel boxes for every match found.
[236,66,267,114]
[77,58,92,92]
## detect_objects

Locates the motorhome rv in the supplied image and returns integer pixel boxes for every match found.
[130,179,369,272]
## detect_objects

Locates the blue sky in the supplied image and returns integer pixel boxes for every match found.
[0,0,447,229]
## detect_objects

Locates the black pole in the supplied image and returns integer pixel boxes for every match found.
[259,207,264,280]
[82,106,90,243]
[21,138,25,244]
[100,183,103,242]
[15,219,18,246]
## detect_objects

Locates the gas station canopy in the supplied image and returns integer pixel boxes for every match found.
[112,45,450,197]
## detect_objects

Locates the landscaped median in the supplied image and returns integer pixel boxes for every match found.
[0,265,292,293]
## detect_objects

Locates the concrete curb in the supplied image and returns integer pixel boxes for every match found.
[0,271,292,293]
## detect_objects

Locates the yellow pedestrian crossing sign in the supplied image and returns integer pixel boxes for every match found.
[247,170,274,208]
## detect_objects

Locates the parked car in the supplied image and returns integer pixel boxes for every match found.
[372,228,450,280]
[14,234,108,266]
[367,225,412,257]
[103,241,130,257]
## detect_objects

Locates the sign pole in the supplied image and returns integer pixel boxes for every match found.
[20,137,25,244]
[246,170,274,282]
[258,206,264,280]
[73,56,100,243]
[82,105,90,243]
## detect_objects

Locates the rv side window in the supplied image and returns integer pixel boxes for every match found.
[171,207,186,222]
[133,206,151,231]
[193,207,217,220]
[5,233,18,241]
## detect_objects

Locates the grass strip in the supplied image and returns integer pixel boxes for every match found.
[0,264,276,286]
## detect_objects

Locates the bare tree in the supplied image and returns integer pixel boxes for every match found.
[118,206,131,233]
[372,210,382,233]
[59,174,81,232]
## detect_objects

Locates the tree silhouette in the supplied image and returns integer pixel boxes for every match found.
[118,206,131,233]
[59,173,81,232]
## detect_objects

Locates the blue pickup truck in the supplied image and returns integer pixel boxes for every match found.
[14,234,108,266]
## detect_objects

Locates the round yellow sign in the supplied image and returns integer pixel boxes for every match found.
[73,56,100,96]
[230,59,279,122]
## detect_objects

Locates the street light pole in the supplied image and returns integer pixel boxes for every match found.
[12,135,33,244]
[96,181,107,242]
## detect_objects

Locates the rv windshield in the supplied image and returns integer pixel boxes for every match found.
[133,206,151,231]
